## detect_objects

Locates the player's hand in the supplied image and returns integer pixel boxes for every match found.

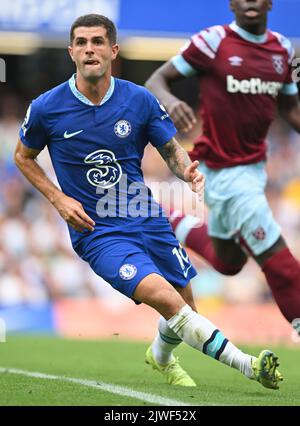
[52,193,95,232]
[184,160,205,201]
[167,100,197,133]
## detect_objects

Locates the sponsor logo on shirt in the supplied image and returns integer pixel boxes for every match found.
[84,149,122,188]
[119,264,137,280]
[227,75,283,97]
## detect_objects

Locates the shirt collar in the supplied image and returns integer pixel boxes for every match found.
[68,74,115,106]
[229,21,268,44]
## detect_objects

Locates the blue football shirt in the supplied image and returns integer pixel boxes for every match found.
[19,75,177,247]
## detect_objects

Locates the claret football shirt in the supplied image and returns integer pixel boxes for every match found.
[172,21,298,168]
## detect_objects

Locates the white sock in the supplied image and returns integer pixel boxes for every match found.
[151,316,182,365]
[167,305,254,378]
[219,342,254,378]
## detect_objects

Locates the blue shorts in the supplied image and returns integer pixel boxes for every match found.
[199,161,281,256]
[74,229,197,299]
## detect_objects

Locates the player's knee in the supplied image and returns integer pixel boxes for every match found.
[176,295,196,311]
[133,274,185,318]
[185,299,197,312]
[151,289,186,320]
[218,265,244,276]
[156,287,185,316]
[174,284,197,311]
[213,257,246,276]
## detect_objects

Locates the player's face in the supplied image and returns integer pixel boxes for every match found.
[230,0,272,31]
[68,26,119,82]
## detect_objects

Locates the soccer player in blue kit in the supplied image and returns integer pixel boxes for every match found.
[15,14,282,390]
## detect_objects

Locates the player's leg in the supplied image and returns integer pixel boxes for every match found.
[142,230,282,390]
[133,274,283,390]
[79,230,282,389]
[254,235,286,266]
[254,235,300,324]
[149,285,193,367]
[175,281,197,311]
[140,228,247,386]
[222,164,300,325]
[170,213,248,275]
[143,233,197,385]
[77,230,193,385]
[146,282,198,386]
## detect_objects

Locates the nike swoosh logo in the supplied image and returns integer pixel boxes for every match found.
[183,264,192,278]
[64,130,83,139]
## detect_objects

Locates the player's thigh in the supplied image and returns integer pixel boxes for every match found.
[78,234,163,300]
[143,230,197,289]
[211,236,248,266]
[207,192,280,261]
[232,193,281,257]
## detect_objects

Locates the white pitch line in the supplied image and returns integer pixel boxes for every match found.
[0,367,199,406]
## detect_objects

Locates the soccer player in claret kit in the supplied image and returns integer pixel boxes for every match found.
[15,14,282,390]
[146,0,300,329]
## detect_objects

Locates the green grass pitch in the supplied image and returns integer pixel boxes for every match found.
[0,336,299,406]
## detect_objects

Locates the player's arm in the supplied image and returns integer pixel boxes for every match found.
[278,93,300,133]
[14,139,95,232]
[145,62,196,133]
[157,137,204,198]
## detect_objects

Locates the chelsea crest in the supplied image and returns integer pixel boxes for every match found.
[114,120,132,138]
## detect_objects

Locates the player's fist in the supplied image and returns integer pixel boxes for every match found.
[167,100,197,133]
[52,192,95,232]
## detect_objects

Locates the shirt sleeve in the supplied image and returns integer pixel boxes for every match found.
[273,33,299,96]
[146,94,177,147]
[174,25,226,74]
[19,96,49,150]
[280,58,299,95]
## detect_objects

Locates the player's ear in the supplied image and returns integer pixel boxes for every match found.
[68,45,75,62]
[111,44,119,61]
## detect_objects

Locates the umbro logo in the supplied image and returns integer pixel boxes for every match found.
[64,130,83,139]
[228,56,243,66]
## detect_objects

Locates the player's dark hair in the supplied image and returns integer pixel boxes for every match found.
[70,14,117,45]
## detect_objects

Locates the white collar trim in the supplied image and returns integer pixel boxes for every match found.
[229,21,268,44]
[68,74,115,106]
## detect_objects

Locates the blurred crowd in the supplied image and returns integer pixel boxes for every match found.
[1,90,300,307]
